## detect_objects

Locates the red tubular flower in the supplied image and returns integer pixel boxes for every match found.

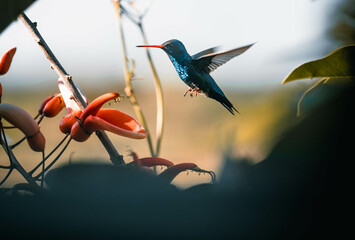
[135,157,174,168]
[38,94,56,115]
[0,47,16,75]
[59,109,82,134]
[158,163,198,183]
[0,103,45,152]
[42,93,65,118]
[70,92,148,142]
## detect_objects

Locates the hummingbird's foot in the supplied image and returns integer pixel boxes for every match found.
[184,88,193,97]
[184,88,201,97]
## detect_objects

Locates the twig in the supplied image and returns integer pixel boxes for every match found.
[29,133,69,176]
[0,168,13,186]
[33,137,72,180]
[18,12,125,165]
[1,143,36,185]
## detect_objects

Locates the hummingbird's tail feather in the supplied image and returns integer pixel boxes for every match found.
[209,91,239,115]
[221,102,239,115]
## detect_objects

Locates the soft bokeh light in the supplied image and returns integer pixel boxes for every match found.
[0,0,338,90]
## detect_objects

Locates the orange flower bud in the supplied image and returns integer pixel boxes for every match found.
[0,103,45,152]
[59,109,82,134]
[27,131,46,152]
[70,121,91,142]
[38,94,56,114]
[0,47,16,75]
[43,93,65,117]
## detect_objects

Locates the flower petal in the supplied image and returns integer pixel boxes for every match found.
[43,93,65,117]
[59,109,82,134]
[38,94,56,114]
[137,157,174,168]
[83,108,148,139]
[70,121,91,142]
[159,163,198,183]
[80,92,120,121]
[0,47,16,75]
[27,131,46,152]
[0,103,45,151]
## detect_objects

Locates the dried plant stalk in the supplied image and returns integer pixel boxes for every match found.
[113,0,155,156]
[137,23,164,157]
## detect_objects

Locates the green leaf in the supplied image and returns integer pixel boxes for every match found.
[0,0,36,34]
[282,45,355,84]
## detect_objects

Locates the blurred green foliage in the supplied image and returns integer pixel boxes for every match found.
[282,45,355,115]
[328,0,355,44]
[282,45,355,83]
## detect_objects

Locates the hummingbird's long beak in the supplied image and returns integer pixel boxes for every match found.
[136,45,163,48]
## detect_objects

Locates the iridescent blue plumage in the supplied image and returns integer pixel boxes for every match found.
[137,39,254,115]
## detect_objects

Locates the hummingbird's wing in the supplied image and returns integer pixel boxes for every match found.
[191,46,221,60]
[192,43,254,73]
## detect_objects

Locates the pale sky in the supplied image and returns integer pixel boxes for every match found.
[0,0,339,91]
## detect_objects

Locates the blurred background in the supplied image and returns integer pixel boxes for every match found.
[0,0,353,187]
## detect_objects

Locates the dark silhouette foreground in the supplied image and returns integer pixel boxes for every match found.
[0,84,353,239]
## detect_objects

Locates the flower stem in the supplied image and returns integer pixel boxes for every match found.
[1,125,36,185]
[34,137,72,180]
[29,133,70,176]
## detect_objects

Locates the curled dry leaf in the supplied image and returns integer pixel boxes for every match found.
[0,103,45,151]
[0,47,16,75]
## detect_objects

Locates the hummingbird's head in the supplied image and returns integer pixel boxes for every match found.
[137,39,189,59]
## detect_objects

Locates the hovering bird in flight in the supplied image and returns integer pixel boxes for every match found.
[137,39,253,115]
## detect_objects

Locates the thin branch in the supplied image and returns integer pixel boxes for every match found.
[0,168,14,186]
[34,138,72,180]
[10,136,26,149]
[40,150,45,187]
[29,133,69,176]
[18,12,125,165]
[1,143,37,185]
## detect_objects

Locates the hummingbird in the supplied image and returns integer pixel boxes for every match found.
[137,39,254,115]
